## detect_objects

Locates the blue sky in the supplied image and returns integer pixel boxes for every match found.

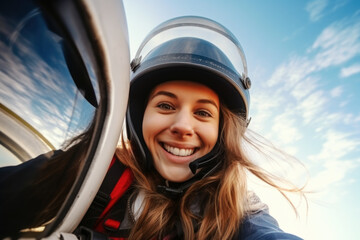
[124,1,360,239]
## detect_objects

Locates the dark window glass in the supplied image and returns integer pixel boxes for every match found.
[0,0,104,238]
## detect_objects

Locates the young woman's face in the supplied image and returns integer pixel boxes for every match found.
[142,80,220,182]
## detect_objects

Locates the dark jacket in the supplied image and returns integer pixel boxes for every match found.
[238,209,303,240]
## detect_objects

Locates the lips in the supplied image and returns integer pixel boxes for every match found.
[162,143,196,157]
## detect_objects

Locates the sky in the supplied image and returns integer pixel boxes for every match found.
[123,1,360,239]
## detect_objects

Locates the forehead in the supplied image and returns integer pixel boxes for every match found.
[150,80,219,101]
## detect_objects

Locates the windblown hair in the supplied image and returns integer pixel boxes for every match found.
[116,103,305,240]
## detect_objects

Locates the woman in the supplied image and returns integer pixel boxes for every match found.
[79,16,304,239]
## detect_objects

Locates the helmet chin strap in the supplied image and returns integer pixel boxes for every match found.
[189,141,223,174]
[156,141,224,199]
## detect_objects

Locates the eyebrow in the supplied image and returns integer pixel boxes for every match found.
[151,90,219,110]
[151,90,177,100]
[197,99,219,110]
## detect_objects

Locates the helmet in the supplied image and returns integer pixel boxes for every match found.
[126,16,251,179]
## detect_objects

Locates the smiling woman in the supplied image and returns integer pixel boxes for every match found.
[142,81,220,182]
[77,16,306,240]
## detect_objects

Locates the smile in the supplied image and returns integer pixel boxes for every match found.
[162,143,196,157]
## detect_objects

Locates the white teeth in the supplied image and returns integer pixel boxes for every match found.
[179,149,186,156]
[163,143,194,156]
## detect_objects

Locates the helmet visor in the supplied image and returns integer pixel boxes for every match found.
[133,16,248,79]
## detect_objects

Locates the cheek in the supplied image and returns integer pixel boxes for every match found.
[199,123,219,147]
[142,109,153,144]
[142,109,165,144]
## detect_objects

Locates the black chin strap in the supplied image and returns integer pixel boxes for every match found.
[188,141,223,174]
[157,141,224,198]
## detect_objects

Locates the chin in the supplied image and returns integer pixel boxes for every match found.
[161,168,193,183]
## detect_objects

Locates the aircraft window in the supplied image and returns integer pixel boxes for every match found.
[0,0,106,238]
[0,145,19,167]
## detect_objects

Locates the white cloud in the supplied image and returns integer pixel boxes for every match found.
[267,18,360,127]
[268,18,360,92]
[249,87,285,132]
[267,55,315,88]
[250,7,360,240]
[306,0,328,22]
[309,130,360,162]
[305,129,360,205]
[311,20,360,69]
[271,111,302,146]
[355,115,360,122]
[343,113,360,125]
[339,100,348,107]
[309,159,358,192]
[239,9,360,240]
[340,63,360,78]
[330,86,343,97]
[297,90,328,124]
[291,76,320,101]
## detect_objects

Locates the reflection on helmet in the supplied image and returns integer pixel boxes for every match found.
[127,16,251,170]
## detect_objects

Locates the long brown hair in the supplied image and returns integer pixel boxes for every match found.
[116,103,306,240]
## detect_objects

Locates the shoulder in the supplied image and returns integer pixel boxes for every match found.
[0,150,62,187]
[237,208,303,240]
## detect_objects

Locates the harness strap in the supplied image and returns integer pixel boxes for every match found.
[94,167,133,232]
[78,156,133,238]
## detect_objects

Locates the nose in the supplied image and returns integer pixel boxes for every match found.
[170,110,194,137]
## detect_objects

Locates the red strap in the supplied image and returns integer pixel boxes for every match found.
[94,166,133,232]
[104,218,121,230]
[108,156,116,169]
